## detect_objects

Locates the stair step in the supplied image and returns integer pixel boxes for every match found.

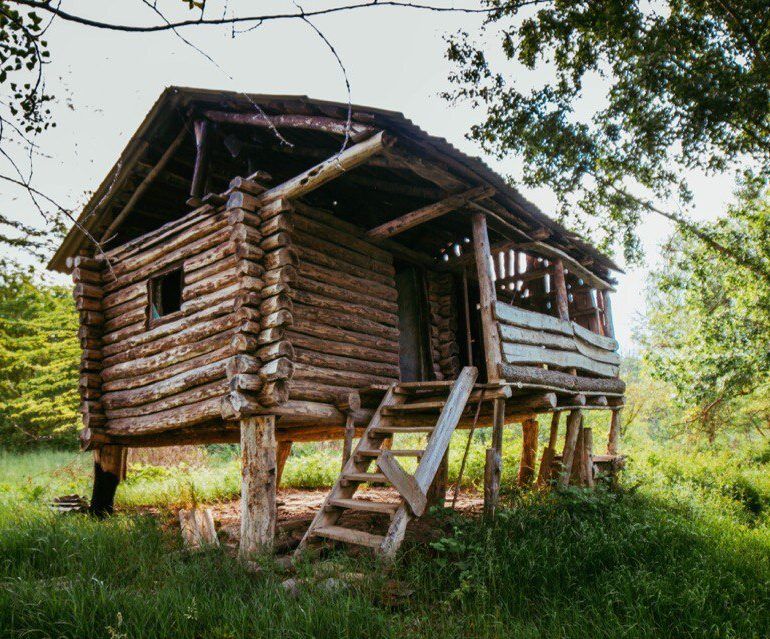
[383,401,446,413]
[395,380,454,392]
[356,448,424,458]
[328,498,401,514]
[313,525,385,548]
[343,472,388,483]
[371,426,434,434]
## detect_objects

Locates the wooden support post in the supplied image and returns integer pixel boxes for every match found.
[471,212,503,382]
[583,427,594,488]
[188,119,210,206]
[89,445,126,517]
[276,440,292,486]
[536,411,560,485]
[341,413,355,471]
[518,417,539,487]
[426,451,449,509]
[553,259,570,321]
[607,409,621,455]
[240,415,276,557]
[570,425,585,485]
[559,410,582,486]
[484,397,505,517]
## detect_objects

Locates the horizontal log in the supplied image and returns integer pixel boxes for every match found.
[292,303,398,344]
[76,297,101,312]
[260,231,291,252]
[183,241,236,273]
[72,267,102,285]
[102,321,145,347]
[102,313,240,369]
[102,281,146,311]
[105,396,223,434]
[184,254,239,286]
[104,228,231,294]
[230,223,262,245]
[293,241,393,286]
[502,342,618,377]
[293,362,393,389]
[102,356,229,410]
[293,347,399,379]
[260,292,293,315]
[229,374,263,393]
[227,208,261,228]
[257,340,294,362]
[289,315,399,356]
[293,229,393,279]
[257,327,285,346]
[263,265,297,288]
[101,299,232,357]
[288,379,361,406]
[108,212,229,280]
[261,309,293,329]
[226,354,260,377]
[233,241,265,262]
[73,282,102,300]
[291,289,398,328]
[501,364,626,394]
[260,213,293,237]
[102,328,235,384]
[231,333,258,353]
[67,255,101,270]
[80,311,104,326]
[260,357,294,382]
[286,324,399,366]
[182,268,240,302]
[105,380,229,419]
[105,206,220,262]
[294,272,397,316]
[180,283,239,315]
[264,247,299,270]
[104,295,146,322]
[104,306,146,334]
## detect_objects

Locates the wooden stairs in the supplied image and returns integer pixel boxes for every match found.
[295,366,479,559]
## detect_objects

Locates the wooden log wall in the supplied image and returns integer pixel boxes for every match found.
[286,202,400,404]
[70,255,108,444]
[425,271,460,380]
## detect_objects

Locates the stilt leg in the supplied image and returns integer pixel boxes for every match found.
[426,451,449,509]
[583,427,594,488]
[240,415,277,558]
[483,398,505,517]
[276,440,292,486]
[518,417,539,487]
[559,410,582,486]
[607,409,621,455]
[341,413,354,471]
[89,445,126,517]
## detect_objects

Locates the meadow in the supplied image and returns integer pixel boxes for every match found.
[2,424,770,639]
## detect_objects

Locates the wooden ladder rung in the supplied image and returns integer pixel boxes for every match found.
[328,498,401,514]
[342,471,388,483]
[395,380,455,391]
[371,426,435,434]
[383,401,446,413]
[356,448,424,458]
[313,525,385,548]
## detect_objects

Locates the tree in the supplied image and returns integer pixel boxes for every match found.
[444,0,770,276]
[0,261,79,446]
[638,181,770,442]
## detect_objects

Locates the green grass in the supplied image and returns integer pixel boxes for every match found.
[2,439,770,638]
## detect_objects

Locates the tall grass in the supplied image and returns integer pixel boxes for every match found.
[2,436,770,638]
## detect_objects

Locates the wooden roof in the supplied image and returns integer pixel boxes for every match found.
[48,86,622,281]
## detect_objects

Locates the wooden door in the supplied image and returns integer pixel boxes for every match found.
[394,264,433,382]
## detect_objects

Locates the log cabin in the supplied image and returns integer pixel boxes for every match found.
[49,87,625,557]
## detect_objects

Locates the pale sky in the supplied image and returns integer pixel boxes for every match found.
[1,1,737,351]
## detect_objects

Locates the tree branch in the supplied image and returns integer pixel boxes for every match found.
[10,1,495,32]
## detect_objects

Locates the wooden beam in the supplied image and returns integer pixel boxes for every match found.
[242,131,391,207]
[100,127,188,243]
[559,410,582,486]
[553,258,570,321]
[607,409,621,455]
[518,417,539,486]
[484,397,506,517]
[366,186,494,240]
[518,241,614,291]
[188,119,211,206]
[202,110,376,141]
[471,212,503,382]
[240,415,276,557]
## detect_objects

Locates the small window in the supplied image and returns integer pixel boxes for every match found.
[149,267,182,322]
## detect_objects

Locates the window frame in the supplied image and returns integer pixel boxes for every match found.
[146,262,185,329]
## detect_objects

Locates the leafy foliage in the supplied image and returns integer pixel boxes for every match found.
[0,262,79,446]
[639,182,770,440]
[444,0,770,269]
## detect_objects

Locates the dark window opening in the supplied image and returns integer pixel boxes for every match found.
[149,267,183,321]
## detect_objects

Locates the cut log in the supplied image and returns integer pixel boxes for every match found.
[240,415,277,557]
